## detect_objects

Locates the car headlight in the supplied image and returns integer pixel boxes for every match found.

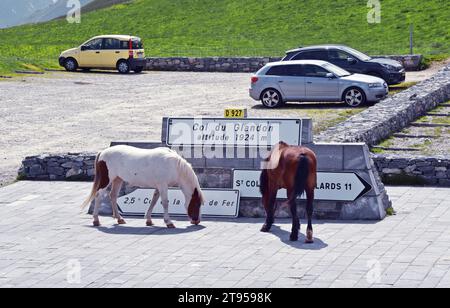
[380,63,397,71]
[368,83,383,88]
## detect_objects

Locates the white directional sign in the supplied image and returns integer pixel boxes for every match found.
[166,118,302,147]
[117,188,240,218]
[233,170,372,202]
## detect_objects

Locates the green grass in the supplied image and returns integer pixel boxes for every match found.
[16,173,27,181]
[371,137,395,153]
[311,108,365,134]
[274,105,364,134]
[416,114,450,125]
[421,54,450,69]
[0,0,449,75]
[389,81,418,94]
[386,207,396,216]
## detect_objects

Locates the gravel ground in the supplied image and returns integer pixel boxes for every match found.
[0,71,363,186]
[0,66,442,187]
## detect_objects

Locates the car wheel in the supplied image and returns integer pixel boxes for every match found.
[343,87,366,107]
[134,67,144,73]
[117,60,130,74]
[64,58,78,72]
[261,89,283,108]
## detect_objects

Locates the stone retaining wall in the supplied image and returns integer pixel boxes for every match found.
[145,54,422,73]
[316,64,450,146]
[22,152,449,187]
[19,141,391,220]
[373,54,423,71]
[146,57,281,73]
[19,153,96,181]
[373,154,450,187]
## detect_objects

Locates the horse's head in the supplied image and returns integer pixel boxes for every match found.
[188,188,202,225]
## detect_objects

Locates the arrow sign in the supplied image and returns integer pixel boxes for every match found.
[233,170,372,202]
[117,188,240,218]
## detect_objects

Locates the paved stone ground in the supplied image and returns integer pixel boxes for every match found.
[0,181,449,288]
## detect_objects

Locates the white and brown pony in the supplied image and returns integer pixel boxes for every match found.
[82,145,205,228]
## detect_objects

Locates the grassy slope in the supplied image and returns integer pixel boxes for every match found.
[0,0,448,74]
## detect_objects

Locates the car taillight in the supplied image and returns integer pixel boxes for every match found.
[128,40,134,59]
[251,77,259,84]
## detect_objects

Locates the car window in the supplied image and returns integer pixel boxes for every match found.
[266,65,287,76]
[328,49,351,61]
[84,38,102,50]
[102,38,120,50]
[266,65,308,76]
[285,65,304,76]
[131,39,143,49]
[119,41,130,50]
[302,65,329,78]
[118,39,143,50]
[292,50,327,61]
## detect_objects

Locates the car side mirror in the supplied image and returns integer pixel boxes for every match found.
[326,73,335,79]
[347,57,357,64]
[81,45,88,51]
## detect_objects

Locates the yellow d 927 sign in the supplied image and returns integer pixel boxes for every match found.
[224,108,247,118]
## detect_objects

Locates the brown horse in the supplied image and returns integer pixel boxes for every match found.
[260,142,317,243]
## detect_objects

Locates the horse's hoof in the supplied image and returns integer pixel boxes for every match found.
[191,220,200,225]
[93,221,100,227]
[117,219,126,225]
[260,225,271,233]
[167,223,176,229]
[146,221,154,227]
[289,234,298,242]
[305,230,314,244]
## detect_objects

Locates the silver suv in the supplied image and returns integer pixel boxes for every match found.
[249,60,388,108]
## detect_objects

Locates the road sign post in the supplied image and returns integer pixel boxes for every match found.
[117,188,240,218]
[98,116,390,221]
[233,170,372,202]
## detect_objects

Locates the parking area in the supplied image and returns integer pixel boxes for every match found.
[0,181,449,288]
[0,71,369,186]
[0,66,439,187]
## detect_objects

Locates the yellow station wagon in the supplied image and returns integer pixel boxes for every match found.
[59,35,146,74]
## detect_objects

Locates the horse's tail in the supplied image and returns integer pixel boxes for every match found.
[294,154,309,198]
[81,152,109,209]
[259,168,268,195]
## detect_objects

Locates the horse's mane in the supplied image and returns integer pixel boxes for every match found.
[261,141,289,170]
[171,152,205,204]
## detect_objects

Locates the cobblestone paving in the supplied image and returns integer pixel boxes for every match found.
[0,182,449,288]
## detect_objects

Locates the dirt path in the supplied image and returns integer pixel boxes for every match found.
[406,58,450,83]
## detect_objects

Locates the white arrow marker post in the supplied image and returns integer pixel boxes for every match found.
[233,170,372,202]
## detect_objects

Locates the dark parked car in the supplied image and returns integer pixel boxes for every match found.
[282,45,405,85]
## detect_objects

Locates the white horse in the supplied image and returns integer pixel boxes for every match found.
[82,145,205,228]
